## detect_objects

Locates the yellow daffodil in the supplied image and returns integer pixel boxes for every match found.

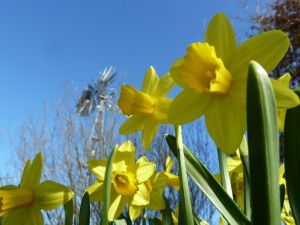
[270,73,299,132]
[118,66,175,150]
[129,156,168,220]
[168,12,298,154]
[164,156,180,190]
[0,152,74,225]
[85,141,156,221]
[171,206,178,225]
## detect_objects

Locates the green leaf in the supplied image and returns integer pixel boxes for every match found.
[64,199,73,225]
[149,218,163,225]
[166,135,251,225]
[79,192,90,225]
[284,88,300,224]
[174,125,194,225]
[101,145,118,225]
[247,61,280,225]
[161,197,174,225]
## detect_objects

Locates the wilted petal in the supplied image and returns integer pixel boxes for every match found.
[205,12,236,66]
[142,117,158,150]
[119,115,144,135]
[168,89,212,125]
[87,160,107,180]
[35,181,74,210]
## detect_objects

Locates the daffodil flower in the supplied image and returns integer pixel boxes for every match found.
[168,12,297,154]
[129,156,168,220]
[164,156,180,190]
[0,152,74,225]
[270,73,299,132]
[85,141,156,221]
[118,66,175,150]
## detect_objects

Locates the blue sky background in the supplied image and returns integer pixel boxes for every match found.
[0,1,260,168]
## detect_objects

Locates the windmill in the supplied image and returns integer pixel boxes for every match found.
[77,66,119,158]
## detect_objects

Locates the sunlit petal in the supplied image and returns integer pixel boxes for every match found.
[87,160,107,180]
[129,204,143,221]
[108,191,127,221]
[119,115,145,135]
[231,30,290,79]
[114,140,136,172]
[153,73,175,99]
[168,89,212,125]
[27,152,43,190]
[131,183,150,206]
[136,162,156,183]
[20,160,32,189]
[205,12,236,66]
[170,57,188,89]
[142,117,158,150]
[141,66,158,95]
[155,98,172,124]
[35,181,74,210]
[147,191,165,210]
[86,181,104,202]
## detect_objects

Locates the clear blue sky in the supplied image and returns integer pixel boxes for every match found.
[0,1,259,167]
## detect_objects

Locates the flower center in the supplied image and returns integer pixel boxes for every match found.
[118,85,156,116]
[179,42,232,96]
[112,171,138,197]
[0,188,33,217]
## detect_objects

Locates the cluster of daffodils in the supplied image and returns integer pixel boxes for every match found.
[1,11,300,225]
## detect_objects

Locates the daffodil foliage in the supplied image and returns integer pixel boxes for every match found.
[2,11,300,225]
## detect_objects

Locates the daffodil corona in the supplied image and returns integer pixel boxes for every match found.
[118,66,175,150]
[0,152,74,225]
[168,12,296,154]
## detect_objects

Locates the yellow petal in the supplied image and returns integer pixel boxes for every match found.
[85,181,104,202]
[155,98,172,124]
[227,155,243,173]
[129,204,143,221]
[278,108,286,133]
[152,73,175,99]
[27,152,43,190]
[271,78,300,109]
[35,180,74,210]
[170,57,188,89]
[231,30,290,79]
[20,159,32,189]
[119,115,145,135]
[205,12,236,66]
[136,156,149,163]
[136,162,156,183]
[131,183,150,206]
[165,156,173,173]
[114,140,136,172]
[168,89,212,125]
[150,172,168,193]
[165,173,180,190]
[108,191,127,221]
[112,171,138,197]
[205,95,246,154]
[141,66,158,95]
[87,160,107,180]
[147,191,165,210]
[2,208,26,225]
[142,117,158,150]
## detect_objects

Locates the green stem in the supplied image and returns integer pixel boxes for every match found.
[217,148,233,198]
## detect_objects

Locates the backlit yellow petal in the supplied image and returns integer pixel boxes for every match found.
[147,191,165,210]
[87,160,107,180]
[141,66,158,95]
[142,117,159,150]
[108,191,127,221]
[205,96,246,154]
[85,181,104,202]
[230,30,290,79]
[205,12,236,66]
[136,162,156,183]
[168,89,212,125]
[152,73,175,99]
[27,152,43,190]
[20,160,32,189]
[114,140,136,172]
[0,188,33,217]
[165,156,173,173]
[119,115,144,135]
[35,181,74,210]
[131,183,150,206]
[129,204,143,221]
[278,109,286,132]
[155,98,172,124]
[170,57,189,89]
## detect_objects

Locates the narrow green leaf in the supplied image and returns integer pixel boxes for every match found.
[166,135,251,225]
[101,145,118,225]
[174,125,194,225]
[247,61,280,225]
[79,192,90,225]
[64,199,73,225]
[284,88,300,224]
[148,218,163,225]
[161,197,174,225]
